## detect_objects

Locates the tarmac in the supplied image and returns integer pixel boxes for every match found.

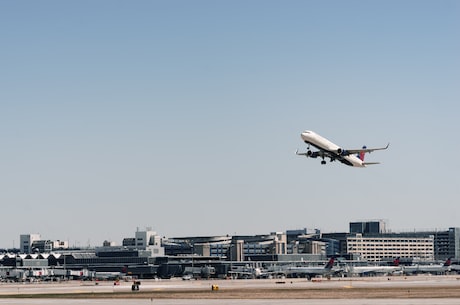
[1,275,460,304]
[1,300,460,305]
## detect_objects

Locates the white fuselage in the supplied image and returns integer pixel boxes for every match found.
[403,264,450,274]
[301,130,365,167]
[349,265,401,275]
[285,266,329,275]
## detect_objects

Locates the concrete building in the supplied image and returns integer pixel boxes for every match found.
[52,240,69,250]
[20,234,41,254]
[132,228,164,256]
[30,240,54,253]
[20,235,68,254]
[15,224,460,266]
[439,227,460,260]
[401,227,460,260]
[163,232,287,261]
[350,220,387,234]
[122,238,136,247]
[232,232,287,261]
[347,233,435,261]
[229,240,244,261]
[102,240,116,247]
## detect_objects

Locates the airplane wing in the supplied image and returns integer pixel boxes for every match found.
[295,150,327,158]
[343,143,390,155]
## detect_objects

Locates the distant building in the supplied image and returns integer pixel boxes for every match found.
[20,234,41,254]
[135,228,161,248]
[102,240,116,247]
[437,228,460,260]
[30,240,53,253]
[163,232,287,261]
[350,220,387,234]
[19,234,69,254]
[232,232,287,261]
[133,228,164,256]
[347,223,460,261]
[229,240,244,261]
[321,238,341,257]
[54,240,68,249]
[347,233,434,261]
[122,238,136,247]
[15,224,460,263]
[321,232,349,256]
[401,227,460,260]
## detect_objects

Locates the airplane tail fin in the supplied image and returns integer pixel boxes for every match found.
[357,146,367,161]
[393,257,400,266]
[358,145,382,166]
[325,257,335,269]
[444,258,452,266]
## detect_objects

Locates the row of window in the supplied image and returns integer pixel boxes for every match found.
[349,239,433,243]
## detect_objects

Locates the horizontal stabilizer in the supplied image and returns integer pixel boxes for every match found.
[295,150,311,157]
[295,149,308,156]
[363,162,380,166]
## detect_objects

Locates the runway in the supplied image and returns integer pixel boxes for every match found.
[1,275,460,304]
[1,299,460,305]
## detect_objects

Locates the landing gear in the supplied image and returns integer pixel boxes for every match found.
[321,160,326,165]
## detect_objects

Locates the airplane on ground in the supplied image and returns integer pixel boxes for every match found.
[346,258,401,276]
[449,263,460,273]
[296,130,389,167]
[402,258,452,275]
[228,264,286,279]
[284,257,339,279]
[228,265,263,279]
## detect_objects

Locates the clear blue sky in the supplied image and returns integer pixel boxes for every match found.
[1,1,459,248]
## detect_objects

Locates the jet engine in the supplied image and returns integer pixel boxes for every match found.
[336,148,348,156]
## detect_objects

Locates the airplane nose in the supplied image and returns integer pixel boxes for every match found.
[300,132,308,140]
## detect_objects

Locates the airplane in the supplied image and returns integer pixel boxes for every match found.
[284,257,339,279]
[449,262,460,273]
[296,130,389,167]
[346,258,401,276]
[402,258,452,275]
[228,265,265,279]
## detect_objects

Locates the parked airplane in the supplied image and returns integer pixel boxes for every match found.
[284,257,339,279]
[346,258,401,276]
[449,263,460,273]
[227,265,259,279]
[403,258,452,275]
[296,130,389,167]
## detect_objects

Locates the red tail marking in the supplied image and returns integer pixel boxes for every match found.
[325,257,335,269]
[358,146,367,161]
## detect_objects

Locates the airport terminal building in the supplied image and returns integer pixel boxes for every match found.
[2,222,460,281]
[347,221,460,261]
[346,233,435,261]
[13,224,460,263]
